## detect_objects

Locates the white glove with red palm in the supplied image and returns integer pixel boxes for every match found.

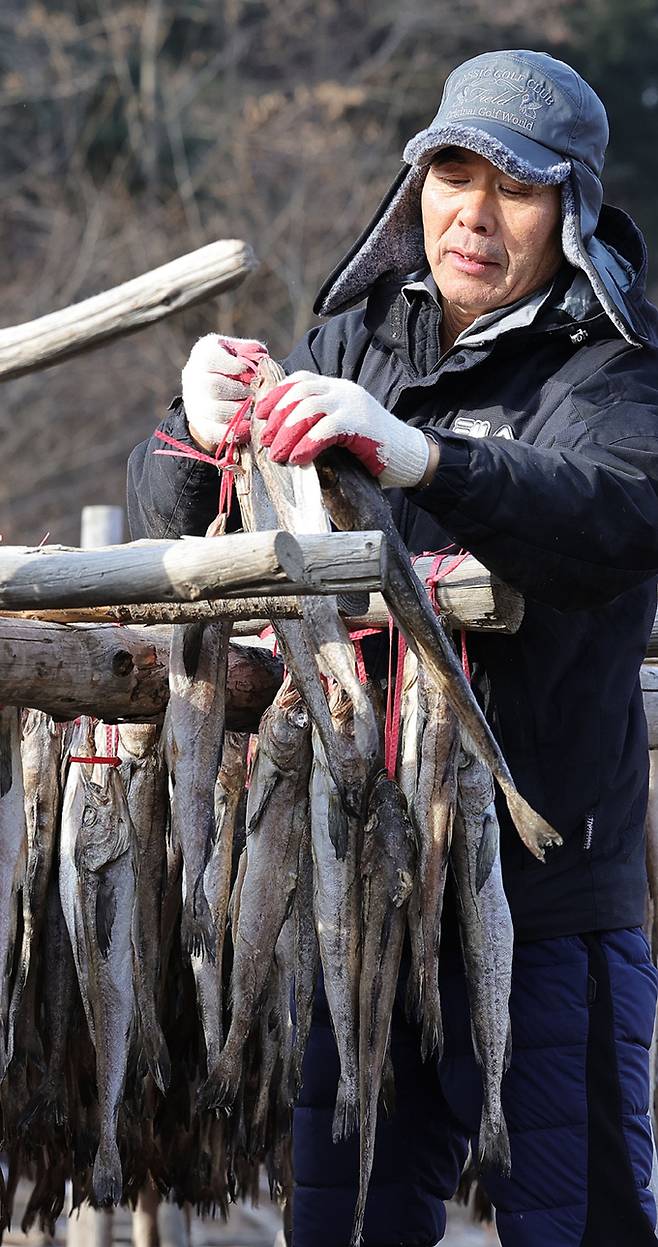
[254,371,431,488]
[181,334,267,450]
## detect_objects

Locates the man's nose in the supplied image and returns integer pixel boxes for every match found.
[457,191,496,235]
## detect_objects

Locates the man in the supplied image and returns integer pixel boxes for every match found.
[128,50,658,1247]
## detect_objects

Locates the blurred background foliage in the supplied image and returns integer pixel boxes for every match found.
[1,0,657,543]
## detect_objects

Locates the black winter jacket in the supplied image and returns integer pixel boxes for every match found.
[127,206,658,941]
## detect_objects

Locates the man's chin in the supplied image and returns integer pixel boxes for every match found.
[434,269,504,315]
[440,287,504,319]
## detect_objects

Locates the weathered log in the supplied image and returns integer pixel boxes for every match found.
[0,240,257,381]
[1,554,523,634]
[0,621,282,727]
[348,553,523,632]
[0,530,385,610]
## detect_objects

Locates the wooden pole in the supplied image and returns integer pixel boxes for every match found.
[0,553,523,634]
[81,506,124,549]
[0,620,282,725]
[0,240,257,381]
[0,530,385,609]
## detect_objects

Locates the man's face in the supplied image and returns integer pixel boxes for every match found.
[420,148,563,316]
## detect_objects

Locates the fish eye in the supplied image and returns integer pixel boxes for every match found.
[82,805,97,827]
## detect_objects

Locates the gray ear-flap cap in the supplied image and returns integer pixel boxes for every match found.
[315,51,646,343]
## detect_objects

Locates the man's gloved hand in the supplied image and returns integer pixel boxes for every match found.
[181,334,267,451]
[254,371,431,488]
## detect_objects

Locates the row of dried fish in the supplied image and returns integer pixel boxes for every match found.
[0,700,293,1239]
[0,412,554,1243]
[0,643,514,1247]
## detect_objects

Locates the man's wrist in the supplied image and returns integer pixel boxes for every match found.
[416,434,441,488]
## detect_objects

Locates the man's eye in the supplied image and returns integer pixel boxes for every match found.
[501,185,529,197]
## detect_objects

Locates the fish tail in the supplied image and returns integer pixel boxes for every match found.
[92,1138,123,1206]
[196,1051,240,1114]
[503,786,562,862]
[142,1027,171,1096]
[478,1105,511,1178]
[349,1190,367,1247]
[332,1076,359,1143]
[181,887,216,963]
[420,998,444,1063]
[18,1084,68,1138]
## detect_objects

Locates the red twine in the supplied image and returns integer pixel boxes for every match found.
[70,723,121,766]
[153,395,252,523]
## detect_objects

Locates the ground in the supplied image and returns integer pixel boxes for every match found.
[5,1184,499,1245]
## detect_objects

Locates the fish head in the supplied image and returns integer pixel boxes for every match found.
[75,767,134,874]
[264,682,310,762]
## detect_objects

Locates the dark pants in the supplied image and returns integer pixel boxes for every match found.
[293,927,658,1247]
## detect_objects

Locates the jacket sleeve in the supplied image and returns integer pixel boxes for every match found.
[407,352,658,610]
[126,399,241,539]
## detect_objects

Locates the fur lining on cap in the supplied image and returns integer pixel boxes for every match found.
[561,179,638,344]
[404,125,571,185]
[316,166,427,317]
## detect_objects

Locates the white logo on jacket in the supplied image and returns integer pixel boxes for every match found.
[453,416,515,440]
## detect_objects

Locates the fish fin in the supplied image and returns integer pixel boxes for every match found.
[404,969,422,1025]
[350,1193,367,1247]
[327,790,349,860]
[381,1044,396,1117]
[196,1052,240,1114]
[246,771,280,833]
[181,880,216,962]
[18,1084,69,1139]
[0,715,12,797]
[95,875,117,958]
[504,786,562,861]
[469,1019,485,1073]
[332,1076,358,1143]
[475,812,499,893]
[478,1108,511,1178]
[92,1138,123,1206]
[504,1020,512,1072]
[182,621,206,680]
[141,1024,171,1095]
[420,996,444,1063]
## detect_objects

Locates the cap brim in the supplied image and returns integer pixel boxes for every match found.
[404,121,571,185]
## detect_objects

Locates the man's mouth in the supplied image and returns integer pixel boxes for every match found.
[447,249,499,276]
